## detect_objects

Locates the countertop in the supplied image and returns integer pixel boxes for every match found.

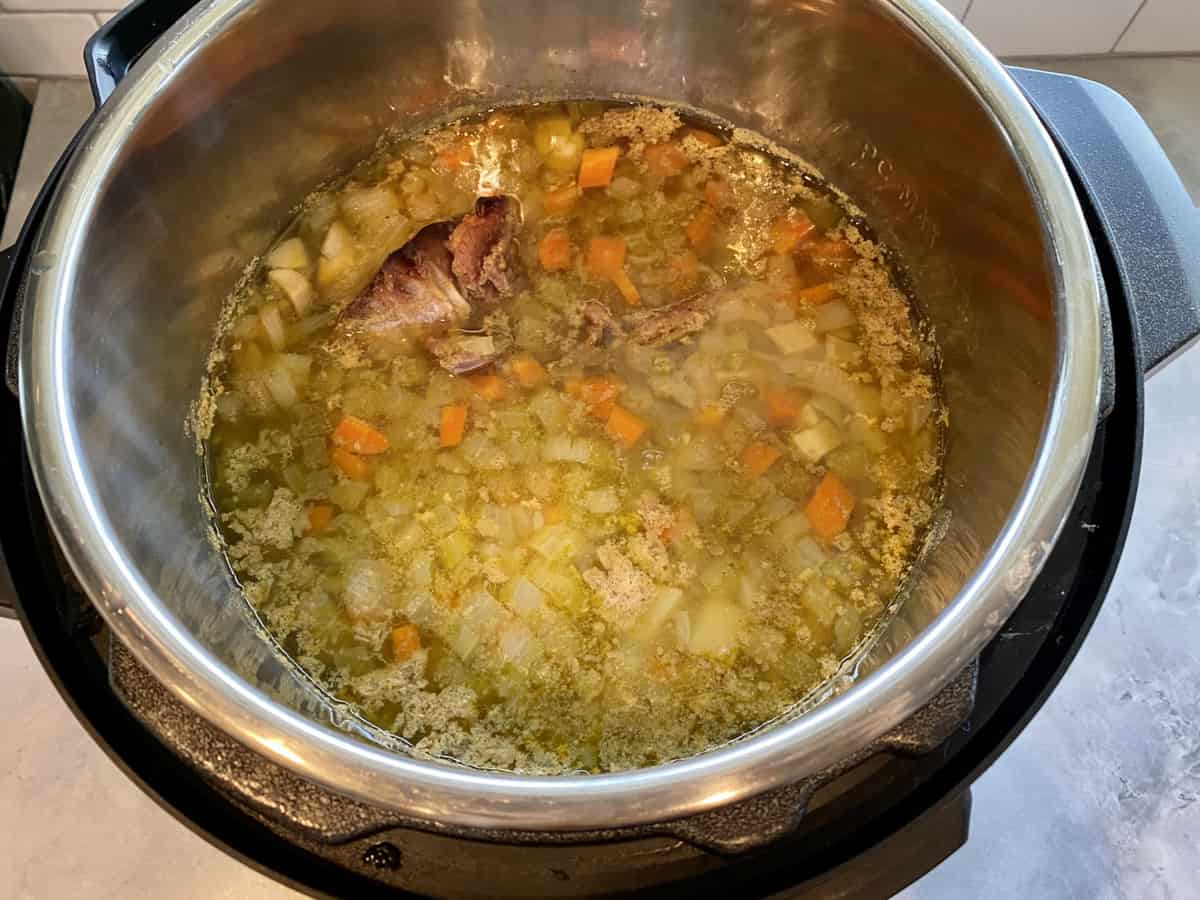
[2,56,1198,899]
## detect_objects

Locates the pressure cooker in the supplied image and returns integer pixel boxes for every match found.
[1,0,1197,896]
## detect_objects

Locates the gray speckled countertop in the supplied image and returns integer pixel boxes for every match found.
[2,56,1198,900]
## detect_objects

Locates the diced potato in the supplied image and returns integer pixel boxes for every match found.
[582,488,619,515]
[792,420,845,462]
[813,300,857,333]
[527,523,583,560]
[637,586,684,639]
[689,599,743,658]
[437,529,474,569]
[504,577,546,617]
[796,401,824,429]
[267,237,310,270]
[342,559,394,622]
[765,321,818,355]
[330,479,370,511]
[801,580,840,625]
[824,335,863,366]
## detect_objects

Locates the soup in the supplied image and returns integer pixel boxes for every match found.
[198,103,942,774]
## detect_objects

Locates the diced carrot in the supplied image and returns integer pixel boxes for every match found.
[793,283,838,307]
[542,503,566,525]
[467,372,508,401]
[390,624,422,662]
[332,414,390,455]
[805,471,856,542]
[643,142,690,177]
[704,178,734,209]
[605,404,647,448]
[771,212,816,255]
[741,442,782,477]
[686,205,718,253]
[439,403,468,447]
[693,403,726,426]
[543,181,580,216]
[435,139,475,171]
[611,268,641,305]
[668,250,700,295]
[683,127,723,149]
[508,353,547,388]
[764,388,804,426]
[304,503,335,536]
[578,146,620,188]
[586,235,627,278]
[538,227,573,271]
[331,447,371,481]
[575,375,622,418]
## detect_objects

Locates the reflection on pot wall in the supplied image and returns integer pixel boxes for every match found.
[1,0,1195,81]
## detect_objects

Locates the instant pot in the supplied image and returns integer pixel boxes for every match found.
[2,0,1198,896]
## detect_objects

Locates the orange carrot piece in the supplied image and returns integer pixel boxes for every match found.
[741,442,782,477]
[538,227,573,271]
[668,250,700,295]
[586,235,627,278]
[693,403,726,427]
[578,146,620,188]
[764,389,804,426]
[390,624,422,661]
[304,503,335,536]
[771,212,816,255]
[435,140,475,171]
[683,127,723,148]
[439,403,468,447]
[605,404,647,448]
[508,353,547,388]
[703,178,734,209]
[332,414,390,455]
[467,373,508,401]
[660,506,695,543]
[686,205,718,253]
[542,503,566,525]
[643,142,690,177]
[793,283,837,307]
[331,447,371,481]
[805,472,856,542]
[611,268,641,305]
[543,181,580,216]
[575,376,622,418]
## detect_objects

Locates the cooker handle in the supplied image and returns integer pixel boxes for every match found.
[1011,67,1200,377]
[85,0,199,106]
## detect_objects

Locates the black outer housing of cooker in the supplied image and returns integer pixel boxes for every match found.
[1,4,1198,896]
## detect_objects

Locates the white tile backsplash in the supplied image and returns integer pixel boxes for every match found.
[0,12,95,77]
[1116,0,1200,53]
[0,0,122,9]
[964,0,1143,55]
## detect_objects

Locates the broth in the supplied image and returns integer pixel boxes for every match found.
[199,102,942,773]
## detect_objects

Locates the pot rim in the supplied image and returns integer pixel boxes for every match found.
[20,0,1101,830]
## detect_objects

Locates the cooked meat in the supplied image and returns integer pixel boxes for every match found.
[627,295,714,347]
[578,299,626,347]
[425,332,501,375]
[448,196,521,304]
[337,223,470,337]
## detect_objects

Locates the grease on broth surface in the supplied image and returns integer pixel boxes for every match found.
[202,102,942,773]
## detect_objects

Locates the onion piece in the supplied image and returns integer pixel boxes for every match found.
[268,268,314,316]
[321,221,352,258]
[266,237,310,270]
[262,364,298,407]
[259,304,287,350]
[812,300,856,333]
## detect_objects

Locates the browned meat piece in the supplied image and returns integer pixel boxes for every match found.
[627,295,714,347]
[337,223,470,337]
[447,196,521,304]
[425,332,501,375]
[578,299,626,347]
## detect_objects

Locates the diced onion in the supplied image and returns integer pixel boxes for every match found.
[542,434,595,464]
[268,268,314,315]
[262,365,298,407]
[267,237,310,270]
[766,321,818,355]
[508,577,545,617]
[259,304,287,350]
[321,221,352,258]
[498,621,536,666]
[342,560,394,622]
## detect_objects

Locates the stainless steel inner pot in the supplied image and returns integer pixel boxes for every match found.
[19,0,1101,830]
